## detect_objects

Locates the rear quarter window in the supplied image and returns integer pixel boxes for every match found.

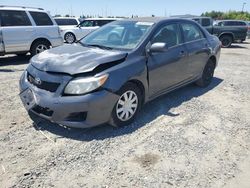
[0,10,31,26]
[29,11,53,26]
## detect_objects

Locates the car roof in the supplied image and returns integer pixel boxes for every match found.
[216,20,246,22]
[171,15,211,19]
[54,17,78,20]
[191,17,211,19]
[0,5,46,12]
[122,17,194,23]
[84,18,121,20]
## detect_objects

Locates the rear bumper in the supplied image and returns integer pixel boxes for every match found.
[19,71,119,128]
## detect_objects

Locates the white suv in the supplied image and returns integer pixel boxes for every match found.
[0,6,63,56]
[54,17,80,27]
[60,18,119,43]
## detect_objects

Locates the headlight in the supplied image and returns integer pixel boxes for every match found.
[64,74,108,95]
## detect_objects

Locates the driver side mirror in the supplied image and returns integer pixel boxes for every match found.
[149,43,168,53]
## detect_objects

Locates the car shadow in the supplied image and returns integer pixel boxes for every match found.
[33,77,223,141]
[229,45,247,49]
[0,55,31,66]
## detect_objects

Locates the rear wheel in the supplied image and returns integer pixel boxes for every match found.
[196,59,215,87]
[220,35,233,48]
[64,32,76,44]
[110,83,142,127]
[30,40,50,56]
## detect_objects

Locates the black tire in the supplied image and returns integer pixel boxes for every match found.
[64,32,76,44]
[196,59,215,87]
[30,40,50,56]
[220,35,233,48]
[110,83,143,127]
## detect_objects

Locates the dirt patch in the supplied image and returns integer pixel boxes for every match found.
[134,153,160,168]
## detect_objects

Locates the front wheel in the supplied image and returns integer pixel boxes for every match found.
[110,83,142,127]
[196,60,215,87]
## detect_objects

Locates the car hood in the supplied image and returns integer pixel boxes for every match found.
[31,44,127,75]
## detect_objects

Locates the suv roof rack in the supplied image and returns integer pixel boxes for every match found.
[0,5,44,10]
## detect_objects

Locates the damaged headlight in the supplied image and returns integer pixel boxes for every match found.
[64,74,108,95]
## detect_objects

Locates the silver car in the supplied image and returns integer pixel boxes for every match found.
[0,5,63,56]
[59,18,119,44]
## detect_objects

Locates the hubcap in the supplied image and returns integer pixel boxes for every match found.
[65,33,75,43]
[36,44,48,54]
[116,90,138,121]
[222,39,230,47]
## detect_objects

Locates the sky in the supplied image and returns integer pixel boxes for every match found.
[1,0,250,17]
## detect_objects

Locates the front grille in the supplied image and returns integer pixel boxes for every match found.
[64,112,87,122]
[27,72,60,92]
[32,105,54,117]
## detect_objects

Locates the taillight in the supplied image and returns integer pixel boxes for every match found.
[57,27,61,35]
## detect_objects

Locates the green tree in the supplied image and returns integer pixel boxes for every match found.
[201,11,250,21]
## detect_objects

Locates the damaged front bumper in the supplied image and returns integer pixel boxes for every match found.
[19,68,119,128]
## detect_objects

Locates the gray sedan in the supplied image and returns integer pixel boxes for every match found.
[19,17,221,128]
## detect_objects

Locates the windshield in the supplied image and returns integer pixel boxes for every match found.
[80,20,154,50]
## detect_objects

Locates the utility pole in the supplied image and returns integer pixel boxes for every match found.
[242,2,246,12]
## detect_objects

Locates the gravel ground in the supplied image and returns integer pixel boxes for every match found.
[0,41,250,188]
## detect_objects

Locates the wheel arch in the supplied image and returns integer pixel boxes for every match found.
[30,38,52,50]
[125,79,146,105]
[219,32,235,40]
[64,32,76,40]
[209,55,217,67]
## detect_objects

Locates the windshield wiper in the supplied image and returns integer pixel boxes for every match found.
[87,44,114,50]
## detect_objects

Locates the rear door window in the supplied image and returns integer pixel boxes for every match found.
[55,19,78,25]
[223,21,246,26]
[29,11,53,26]
[181,23,204,42]
[0,10,31,26]
[235,21,247,26]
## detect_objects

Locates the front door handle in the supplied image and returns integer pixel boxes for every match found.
[179,50,186,57]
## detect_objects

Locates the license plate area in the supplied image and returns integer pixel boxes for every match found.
[20,89,36,110]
